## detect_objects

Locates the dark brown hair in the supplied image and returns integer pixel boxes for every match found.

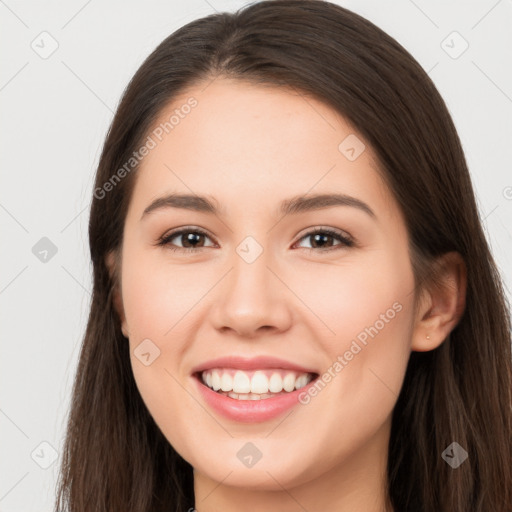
[54,1,512,510]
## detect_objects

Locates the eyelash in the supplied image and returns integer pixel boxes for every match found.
[156,226,355,254]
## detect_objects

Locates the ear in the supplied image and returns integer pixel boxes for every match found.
[105,250,129,338]
[411,251,467,351]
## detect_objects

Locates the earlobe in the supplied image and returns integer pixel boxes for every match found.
[105,250,129,338]
[411,252,467,352]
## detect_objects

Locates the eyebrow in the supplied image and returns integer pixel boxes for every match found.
[141,192,376,220]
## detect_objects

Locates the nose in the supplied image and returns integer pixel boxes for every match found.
[209,248,293,339]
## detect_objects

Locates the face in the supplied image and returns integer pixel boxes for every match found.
[112,77,418,492]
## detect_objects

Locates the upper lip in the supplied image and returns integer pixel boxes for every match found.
[191,355,319,375]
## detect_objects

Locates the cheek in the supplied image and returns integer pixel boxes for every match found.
[120,250,196,405]
[121,249,207,341]
[121,254,205,453]
[292,273,413,473]
[294,251,414,401]
[290,251,412,346]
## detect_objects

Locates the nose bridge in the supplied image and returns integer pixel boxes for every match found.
[211,233,292,336]
[229,234,276,308]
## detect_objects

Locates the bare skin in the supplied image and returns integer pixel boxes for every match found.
[107,77,466,512]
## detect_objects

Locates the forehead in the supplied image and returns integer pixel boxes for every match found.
[127,77,400,225]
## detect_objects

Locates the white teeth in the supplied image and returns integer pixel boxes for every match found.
[269,373,283,393]
[295,374,309,390]
[211,371,221,391]
[251,371,268,394]
[233,371,251,394]
[200,368,314,397]
[220,373,233,392]
[283,373,296,392]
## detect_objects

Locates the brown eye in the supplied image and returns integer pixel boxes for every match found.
[156,226,354,254]
[157,228,215,252]
[294,228,354,252]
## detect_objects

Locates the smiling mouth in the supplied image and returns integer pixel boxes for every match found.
[194,368,319,400]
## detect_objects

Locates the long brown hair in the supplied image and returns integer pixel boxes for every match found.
[54,1,512,510]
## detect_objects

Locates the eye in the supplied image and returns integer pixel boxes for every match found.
[156,226,355,253]
[293,227,355,252]
[156,227,216,253]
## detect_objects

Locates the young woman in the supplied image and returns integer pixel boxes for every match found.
[54,1,512,511]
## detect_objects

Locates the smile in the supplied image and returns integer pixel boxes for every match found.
[200,368,316,400]
[191,355,320,422]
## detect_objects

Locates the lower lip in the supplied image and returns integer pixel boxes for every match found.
[193,374,318,423]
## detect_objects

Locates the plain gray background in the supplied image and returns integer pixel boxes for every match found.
[1,0,511,509]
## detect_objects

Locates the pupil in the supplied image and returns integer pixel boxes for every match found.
[184,233,202,248]
[313,233,330,248]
